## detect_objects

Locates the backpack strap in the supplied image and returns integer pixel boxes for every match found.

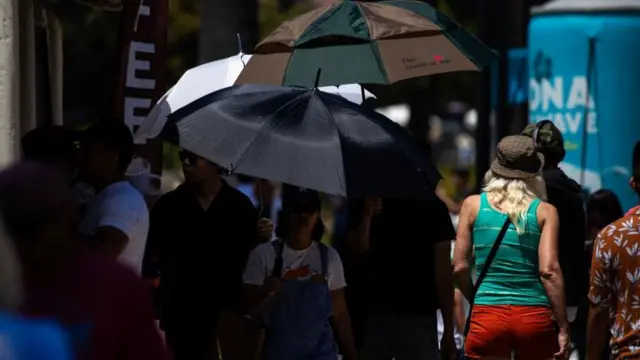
[271,239,285,278]
[318,242,329,277]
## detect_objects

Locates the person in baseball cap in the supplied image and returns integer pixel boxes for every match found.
[0,161,169,360]
[522,120,587,355]
[21,125,80,180]
[281,185,322,216]
[521,120,565,168]
[76,120,135,188]
[275,184,324,241]
[243,184,357,360]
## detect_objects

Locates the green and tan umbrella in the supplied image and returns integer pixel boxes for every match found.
[235,0,497,88]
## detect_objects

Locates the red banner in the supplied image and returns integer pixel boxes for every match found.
[113,0,168,187]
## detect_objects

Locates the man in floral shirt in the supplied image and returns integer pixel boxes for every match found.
[587,141,640,360]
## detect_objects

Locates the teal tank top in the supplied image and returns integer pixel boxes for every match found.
[473,193,549,306]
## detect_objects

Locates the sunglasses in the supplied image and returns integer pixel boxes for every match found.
[178,151,200,166]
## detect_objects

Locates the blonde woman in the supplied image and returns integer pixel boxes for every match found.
[453,136,570,360]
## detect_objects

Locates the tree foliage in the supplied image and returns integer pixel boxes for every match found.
[51,1,121,126]
[167,0,200,85]
[259,0,311,39]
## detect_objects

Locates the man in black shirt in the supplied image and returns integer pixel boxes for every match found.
[346,196,457,360]
[522,121,587,356]
[145,150,273,360]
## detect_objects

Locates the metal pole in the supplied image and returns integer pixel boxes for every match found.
[46,9,64,126]
[0,0,21,166]
[495,0,511,141]
[19,0,36,133]
[475,0,492,191]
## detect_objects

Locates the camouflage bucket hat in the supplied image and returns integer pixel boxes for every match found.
[521,120,565,164]
[491,135,544,179]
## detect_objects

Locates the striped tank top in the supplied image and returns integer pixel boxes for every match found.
[473,192,549,306]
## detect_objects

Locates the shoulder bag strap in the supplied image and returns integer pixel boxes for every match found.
[271,239,284,278]
[463,217,511,337]
[318,242,329,276]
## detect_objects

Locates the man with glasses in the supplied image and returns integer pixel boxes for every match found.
[146,149,273,360]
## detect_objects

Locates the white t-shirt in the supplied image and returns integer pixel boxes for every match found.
[78,181,149,274]
[243,241,347,291]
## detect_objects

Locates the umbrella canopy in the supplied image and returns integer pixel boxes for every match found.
[235,0,497,88]
[160,84,440,198]
[133,53,375,144]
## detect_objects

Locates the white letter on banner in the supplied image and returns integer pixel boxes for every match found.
[126,41,156,90]
[124,97,152,133]
[541,77,563,112]
[134,3,151,32]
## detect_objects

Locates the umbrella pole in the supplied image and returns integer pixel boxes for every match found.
[236,33,243,53]
[314,68,322,88]
[257,180,264,217]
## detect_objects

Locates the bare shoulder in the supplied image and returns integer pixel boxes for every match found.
[536,201,559,225]
[461,194,481,213]
[458,194,481,226]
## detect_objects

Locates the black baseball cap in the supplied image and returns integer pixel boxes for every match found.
[281,184,321,214]
[521,121,565,165]
[79,121,133,147]
[21,125,79,161]
[79,121,134,171]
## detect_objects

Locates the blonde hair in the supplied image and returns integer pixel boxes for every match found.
[483,170,547,234]
[0,221,22,310]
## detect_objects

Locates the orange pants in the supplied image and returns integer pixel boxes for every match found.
[464,305,558,360]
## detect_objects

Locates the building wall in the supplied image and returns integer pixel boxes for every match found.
[0,0,42,167]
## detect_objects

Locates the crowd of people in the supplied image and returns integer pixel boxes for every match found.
[0,117,639,360]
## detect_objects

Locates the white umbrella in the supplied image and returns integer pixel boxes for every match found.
[375,103,410,127]
[134,53,376,144]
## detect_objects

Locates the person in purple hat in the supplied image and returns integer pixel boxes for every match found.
[0,196,73,360]
[0,162,168,360]
[243,185,357,360]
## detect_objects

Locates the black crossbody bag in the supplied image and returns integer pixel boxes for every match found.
[460,218,511,359]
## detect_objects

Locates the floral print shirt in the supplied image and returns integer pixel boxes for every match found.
[589,208,640,359]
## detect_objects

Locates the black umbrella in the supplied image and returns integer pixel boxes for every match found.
[161,84,440,198]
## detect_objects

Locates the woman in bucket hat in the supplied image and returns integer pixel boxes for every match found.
[453,135,571,360]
